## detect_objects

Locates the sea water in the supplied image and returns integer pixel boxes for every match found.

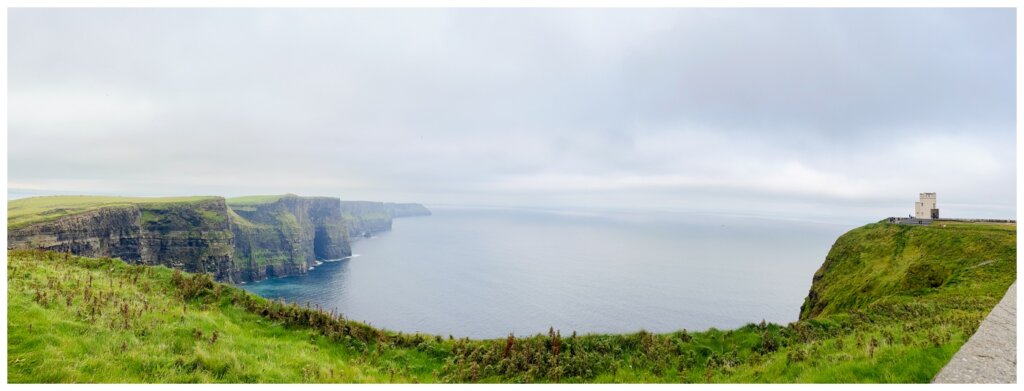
[241,206,853,339]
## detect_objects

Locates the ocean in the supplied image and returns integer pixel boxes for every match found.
[241,206,854,339]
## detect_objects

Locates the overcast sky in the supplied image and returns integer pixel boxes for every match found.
[7,8,1016,221]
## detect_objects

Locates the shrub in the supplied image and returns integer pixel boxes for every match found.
[903,263,951,290]
[171,269,214,301]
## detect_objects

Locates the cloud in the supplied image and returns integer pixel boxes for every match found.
[7,8,1016,220]
[9,87,160,132]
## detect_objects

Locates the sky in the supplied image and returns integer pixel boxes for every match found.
[7,8,1017,221]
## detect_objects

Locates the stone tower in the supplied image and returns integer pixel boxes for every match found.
[914,192,939,219]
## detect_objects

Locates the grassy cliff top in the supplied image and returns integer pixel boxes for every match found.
[800,220,1016,320]
[7,195,222,230]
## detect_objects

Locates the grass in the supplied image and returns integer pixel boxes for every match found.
[800,221,1015,319]
[225,195,291,206]
[8,195,221,230]
[225,207,258,228]
[7,221,1016,383]
[8,250,441,383]
[226,194,337,205]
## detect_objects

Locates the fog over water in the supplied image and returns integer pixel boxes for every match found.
[242,207,853,338]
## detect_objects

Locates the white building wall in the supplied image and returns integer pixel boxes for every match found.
[915,193,937,219]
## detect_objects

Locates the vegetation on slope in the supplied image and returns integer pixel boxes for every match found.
[7,221,1015,383]
[222,207,292,272]
[7,250,440,383]
[224,195,290,206]
[7,195,221,230]
[226,196,315,273]
[801,221,1016,319]
[226,194,341,209]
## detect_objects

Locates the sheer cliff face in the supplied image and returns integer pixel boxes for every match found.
[138,199,236,280]
[228,195,351,282]
[6,199,236,281]
[7,206,145,261]
[339,201,392,238]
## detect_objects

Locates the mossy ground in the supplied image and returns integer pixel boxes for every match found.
[7,221,1015,383]
[7,195,221,230]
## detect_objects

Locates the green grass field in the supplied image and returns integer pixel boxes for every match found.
[7,195,221,230]
[7,221,1015,383]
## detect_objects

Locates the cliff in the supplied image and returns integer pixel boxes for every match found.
[339,201,432,238]
[7,194,424,283]
[339,201,392,237]
[800,220,1016,320]
[7,196,236,281]
[227,194,350,281]
[384,202,432,218]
